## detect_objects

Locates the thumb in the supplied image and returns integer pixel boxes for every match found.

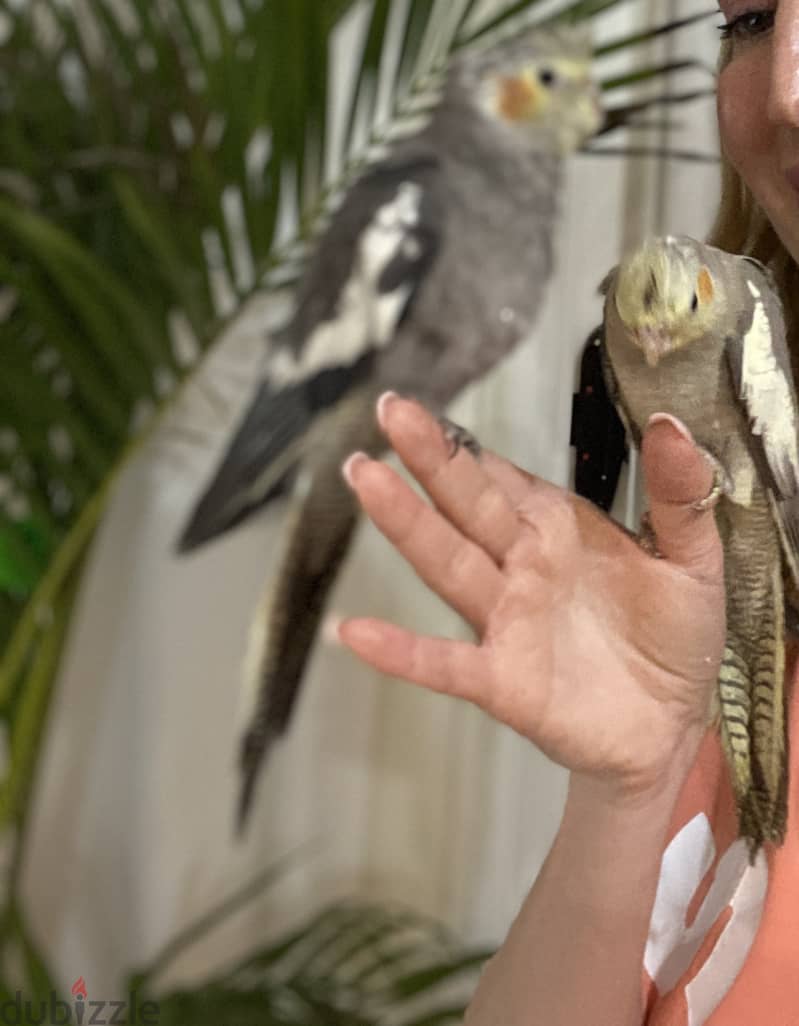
[641,413,724,578]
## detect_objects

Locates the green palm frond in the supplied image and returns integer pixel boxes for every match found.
[125,854,490,1025]
[138,900,492,1026]
[0,0,716,1003]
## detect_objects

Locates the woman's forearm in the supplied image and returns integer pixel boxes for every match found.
[464,739,701,1026]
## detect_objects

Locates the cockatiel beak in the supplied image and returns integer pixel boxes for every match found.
[565,85,604,150]
[632,325,673,368]
[612,265,677,368]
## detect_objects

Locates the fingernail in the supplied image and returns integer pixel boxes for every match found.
[341,451,369,489]
[321,613,345,647]
[647,412,694,443]
[376,391,399,430]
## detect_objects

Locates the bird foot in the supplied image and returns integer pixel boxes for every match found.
[438,417,482,460]
[691,449,731,513]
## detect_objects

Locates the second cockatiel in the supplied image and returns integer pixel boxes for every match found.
[178,26,602,831]
[601,235,799,856]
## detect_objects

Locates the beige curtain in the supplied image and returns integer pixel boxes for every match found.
[21,0,723,994]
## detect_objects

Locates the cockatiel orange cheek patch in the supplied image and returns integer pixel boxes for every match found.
[697,266,715,305]
[497,75,540,121]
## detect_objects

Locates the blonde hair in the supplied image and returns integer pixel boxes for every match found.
[708,40,799,362]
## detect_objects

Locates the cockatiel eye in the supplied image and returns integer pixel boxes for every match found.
[538,67,557,87]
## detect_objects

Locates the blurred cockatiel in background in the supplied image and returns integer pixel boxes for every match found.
[601,235,799,857]
[178,24,603,832]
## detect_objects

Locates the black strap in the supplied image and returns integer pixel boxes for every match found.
[570,327,627,513]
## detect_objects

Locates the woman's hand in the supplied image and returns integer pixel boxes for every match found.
[339,394,726,803]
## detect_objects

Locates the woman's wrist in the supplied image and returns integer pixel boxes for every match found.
[552,738,702,927]
[567,723,704,818]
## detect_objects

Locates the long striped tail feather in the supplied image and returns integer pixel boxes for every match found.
[719,561,789,861]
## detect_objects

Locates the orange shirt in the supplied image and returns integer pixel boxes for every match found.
[642,647,799,1024]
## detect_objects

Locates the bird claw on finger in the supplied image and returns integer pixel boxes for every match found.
[691,487,722,514]
[690,450,730,513]
[438,417,482,461]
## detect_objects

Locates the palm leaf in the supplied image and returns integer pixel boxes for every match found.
[136,899,492,1026]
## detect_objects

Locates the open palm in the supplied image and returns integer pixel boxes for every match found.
[341,395,727,798]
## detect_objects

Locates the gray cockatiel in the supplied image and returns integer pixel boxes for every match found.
[600,235,799,856]
[179,25,602,831]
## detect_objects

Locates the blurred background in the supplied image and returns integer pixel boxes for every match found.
[1,0,721,1020]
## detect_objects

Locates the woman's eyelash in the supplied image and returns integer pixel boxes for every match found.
[718,9,775,39]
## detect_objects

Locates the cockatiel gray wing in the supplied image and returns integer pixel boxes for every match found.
[179,156,445,833]
[178,154,444,552]
[179,25,603,833]
[600,236,798,856]
[724,260,799,580]
[720,259,799,847]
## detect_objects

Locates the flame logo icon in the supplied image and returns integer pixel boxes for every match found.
[71,977,88,999]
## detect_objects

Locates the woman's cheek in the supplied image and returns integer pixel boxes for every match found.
[717,56,773,184]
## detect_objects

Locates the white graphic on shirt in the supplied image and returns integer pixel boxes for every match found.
[644,813,768,1025]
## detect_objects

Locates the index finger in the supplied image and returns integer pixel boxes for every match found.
[376,394,522,566]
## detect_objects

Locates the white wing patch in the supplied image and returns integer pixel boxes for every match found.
[741,280,799,496]
[270,182,424,388]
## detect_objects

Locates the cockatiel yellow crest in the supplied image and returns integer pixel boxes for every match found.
[601,235,799,857]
